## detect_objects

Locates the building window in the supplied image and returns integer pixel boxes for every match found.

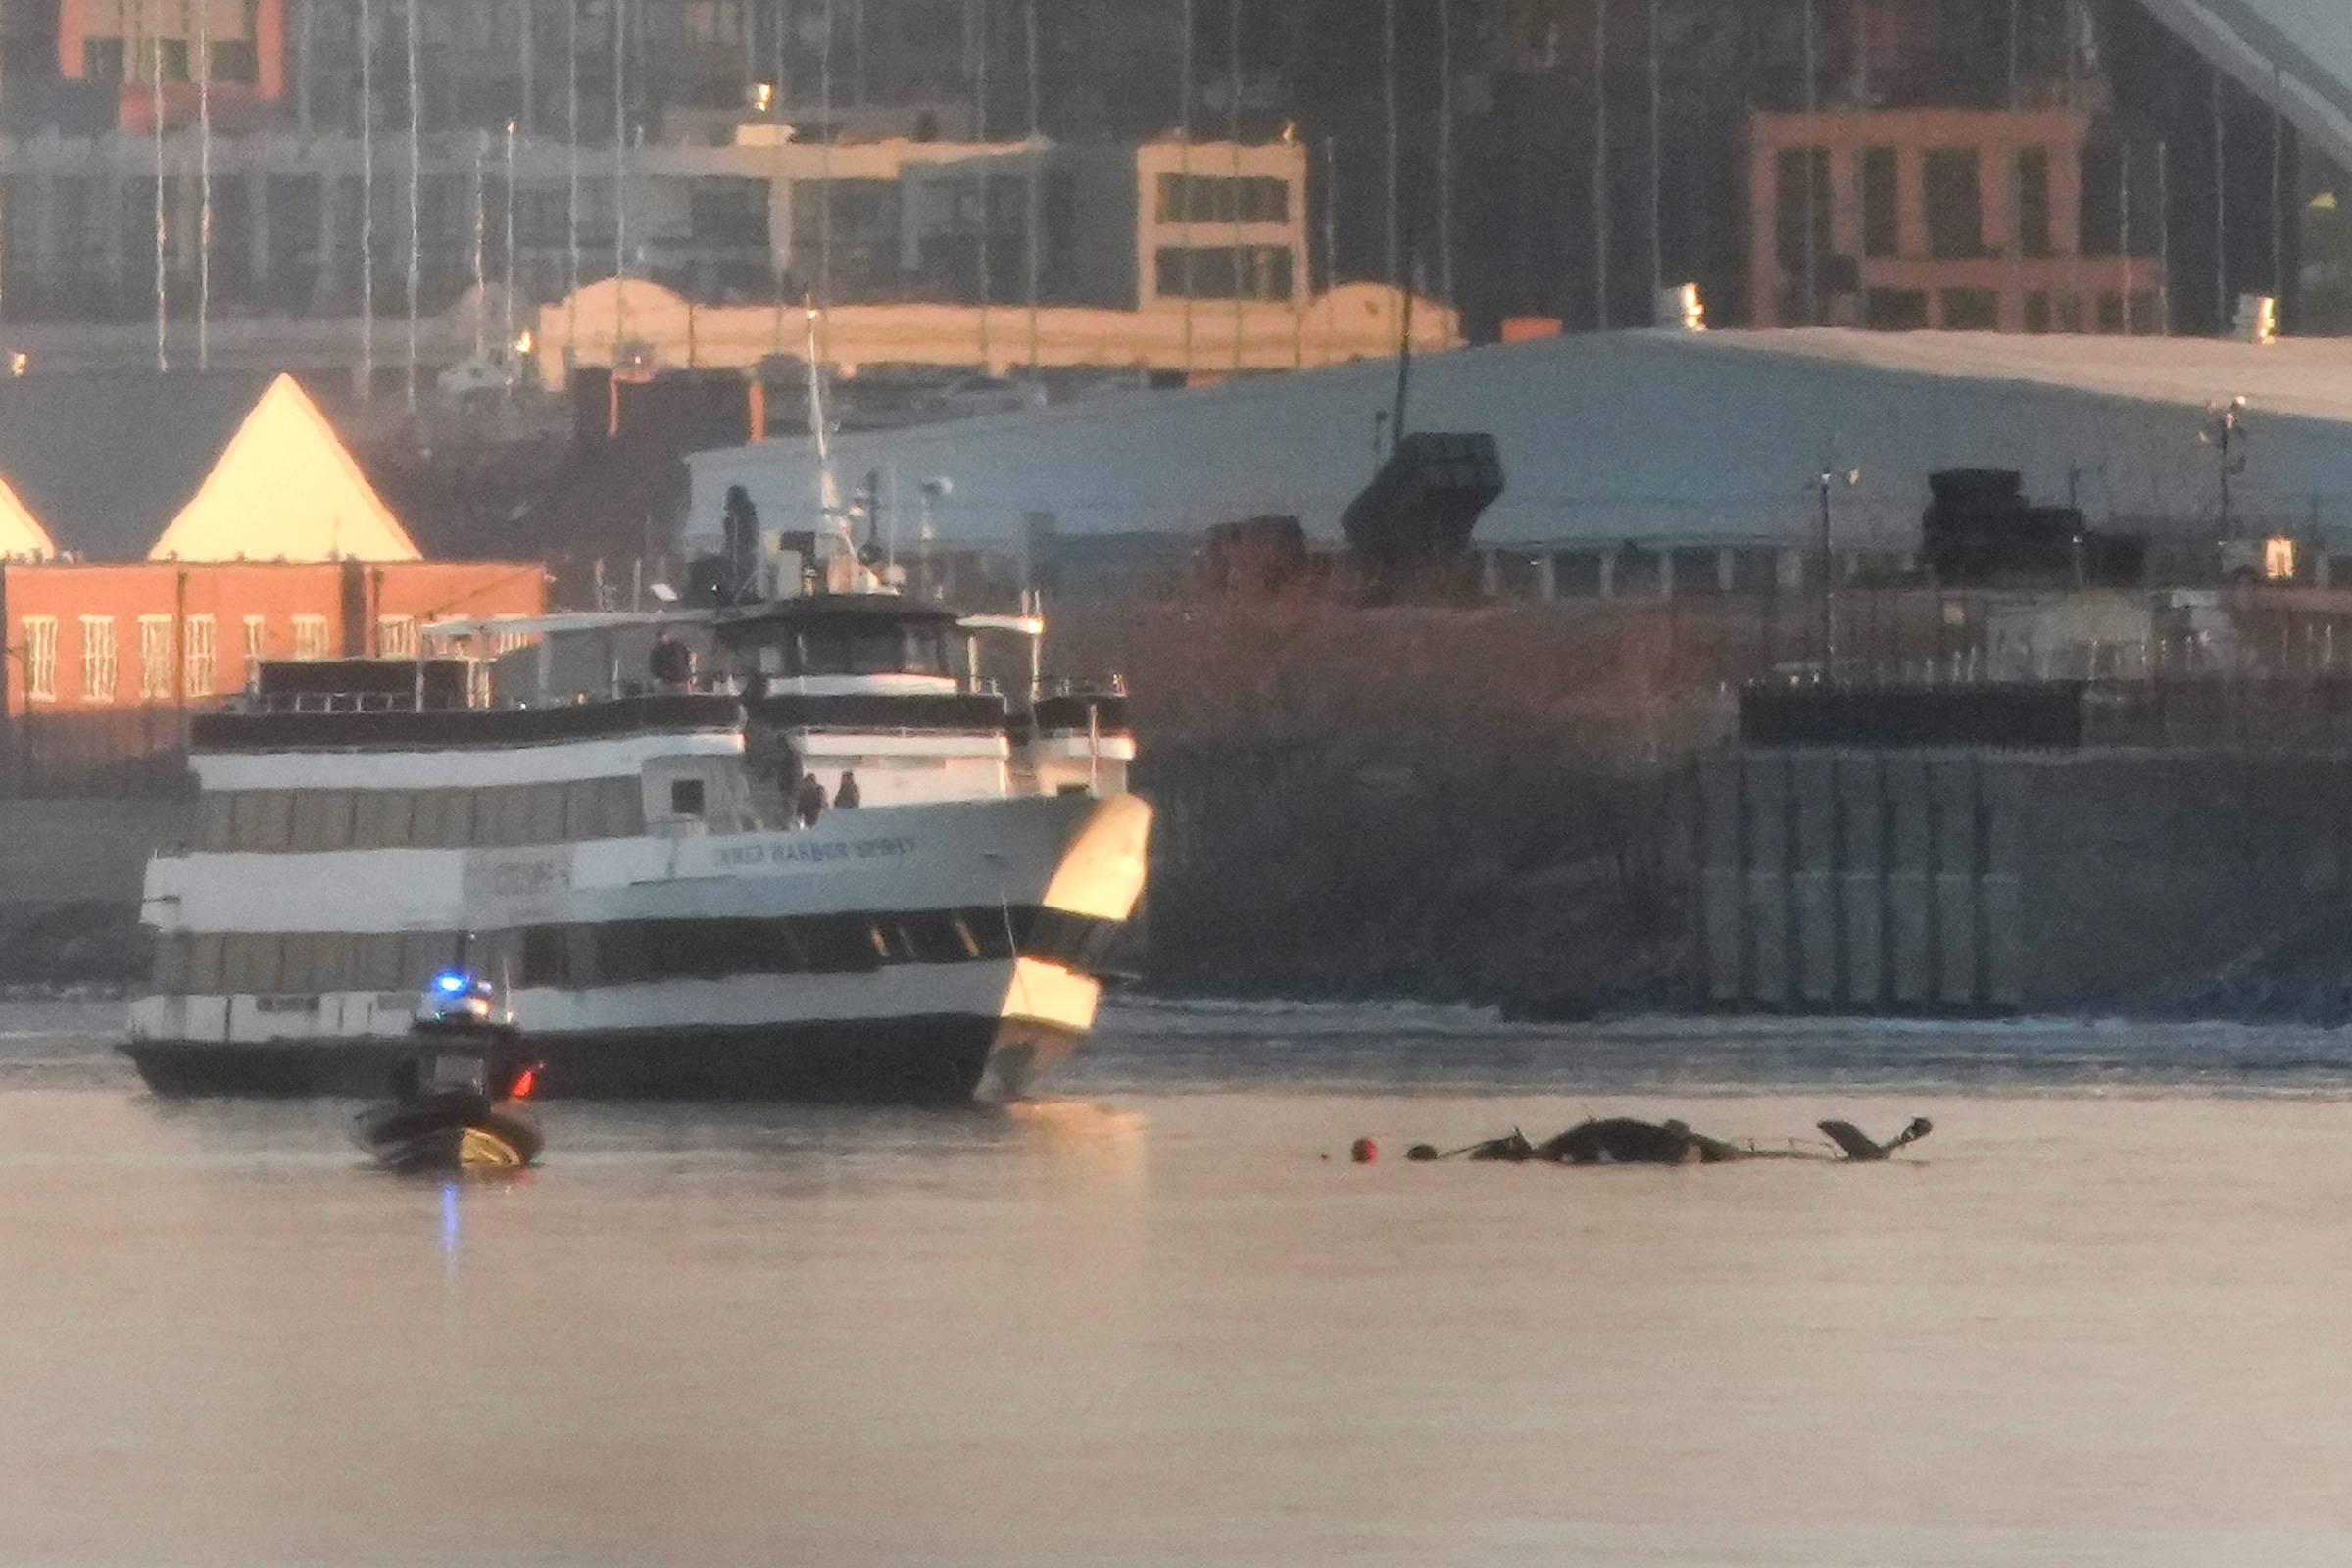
[1859,147,1899,259]
[21,617,56,702]
[242,614,266,686]
[2024,291,2052,333]
[1155,173,1290,224]
[152,38,190,83]
[1774,147,1834,319]
[376,615,416,658]
[184,615,217,698]
[208,40,259,84]
[82,37,125,82]
[688,177,769,245]
[1940,288,1999,330]
[138,615,175,701]
[2016,147,2052,258]
[1865,288,1930,330]
[292,614,330,661]
[1152,244,1294,301]
[1923,148,1984,259]
[79,616,117,704]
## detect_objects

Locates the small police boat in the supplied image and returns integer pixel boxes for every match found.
[354,972,545,1174]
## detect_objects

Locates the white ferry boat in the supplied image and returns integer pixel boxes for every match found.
[122,585,1150,1102]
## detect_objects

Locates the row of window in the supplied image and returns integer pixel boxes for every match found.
[1153,244,1295,303]
[20,614,418,704]
[1155,173,1291,225]
[1775,142,2157,272]
[82,37,261,87]
[149,906,1125,996]
[198,779,649,854]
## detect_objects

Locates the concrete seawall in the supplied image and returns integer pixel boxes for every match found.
[0,801,183,986]
[1700,748,2352,1014]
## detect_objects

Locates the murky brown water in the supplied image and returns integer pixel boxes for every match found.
[5,1004,2352,1564]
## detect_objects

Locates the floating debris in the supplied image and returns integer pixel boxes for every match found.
[1398,1115,1934,1167]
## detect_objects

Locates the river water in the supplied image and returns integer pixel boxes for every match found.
[7,999,2352,1565]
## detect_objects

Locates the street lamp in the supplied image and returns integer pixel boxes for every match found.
[1816,462,1859,675]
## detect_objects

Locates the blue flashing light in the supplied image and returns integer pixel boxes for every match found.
[433,972,471,994]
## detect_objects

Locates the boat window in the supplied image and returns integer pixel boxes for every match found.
[904,626,949,676]
[435,790,479,850]
[957,906,1017,960]
[559,779,600,839]
[224,932,283,993]
[898,911,969,964]
[795,622,945,676]
[519,925,567,987]
[594,922,654,985]
[311,934,355,993]
[348,791,385,849]
[600,776,647,838]
[479,786,527,847]
[801,914,880,973]
[527,785,568,844]
[376,791,416,849]
[290,791,355,853]
[198,794,234,852]
[400,930,455,989]
[669,777,707,818]
[152,933,187,992]
[278,933,322,992]
[233,791,293,853]
[185,933,224,994]
[352,932,404,992]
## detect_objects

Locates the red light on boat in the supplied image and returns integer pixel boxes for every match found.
[510,1066,537,1100]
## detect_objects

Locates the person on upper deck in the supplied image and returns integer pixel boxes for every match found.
[836,770,861,808]
[649,634,695,693]
[794,772,828,827]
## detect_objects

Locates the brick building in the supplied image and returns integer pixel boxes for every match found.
[0,369,543,723]
[1751,106,2159,333]
[0,558,543,714]
[58,0,285,133]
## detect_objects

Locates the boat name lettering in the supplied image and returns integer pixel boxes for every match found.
[716,835,918,869]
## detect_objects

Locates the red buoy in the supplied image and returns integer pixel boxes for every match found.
[1350,1137,1378,1163]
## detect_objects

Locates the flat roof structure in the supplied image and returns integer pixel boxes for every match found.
[685,328,2352,559]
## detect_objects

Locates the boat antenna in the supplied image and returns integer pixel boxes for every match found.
[803,296,859,588]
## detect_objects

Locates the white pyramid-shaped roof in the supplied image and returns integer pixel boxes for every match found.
[0,467,56,560]
[148,373,419,562]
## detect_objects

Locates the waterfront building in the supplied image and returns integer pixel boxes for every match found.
[0,369,540,718]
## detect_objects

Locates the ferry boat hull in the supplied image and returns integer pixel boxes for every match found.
[126,1012,1057,1102]
[126,791,1147,1102]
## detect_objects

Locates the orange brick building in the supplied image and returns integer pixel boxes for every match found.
[59,0,286,133]
[0,371,546,726]
[1751,107,2161,333]
[0,560,544,716]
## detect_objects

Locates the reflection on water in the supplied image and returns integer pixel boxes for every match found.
[5,1006,2352,1564]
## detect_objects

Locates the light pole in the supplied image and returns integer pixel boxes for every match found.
[2205,395,2248,543]
[1816,462,1858,675]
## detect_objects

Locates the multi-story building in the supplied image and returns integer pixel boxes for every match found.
[1750,106,2160,332]
[57,0,285,133]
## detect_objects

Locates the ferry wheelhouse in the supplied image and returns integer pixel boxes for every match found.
[123,587,1149,1102]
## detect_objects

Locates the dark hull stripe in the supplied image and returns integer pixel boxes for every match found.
[122,1014,1022,1102]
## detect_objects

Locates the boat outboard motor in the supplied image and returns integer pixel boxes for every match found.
[355,973,545,1174]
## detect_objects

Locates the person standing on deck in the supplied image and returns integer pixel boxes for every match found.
[836,771,862,808]
[795,772,828,827]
